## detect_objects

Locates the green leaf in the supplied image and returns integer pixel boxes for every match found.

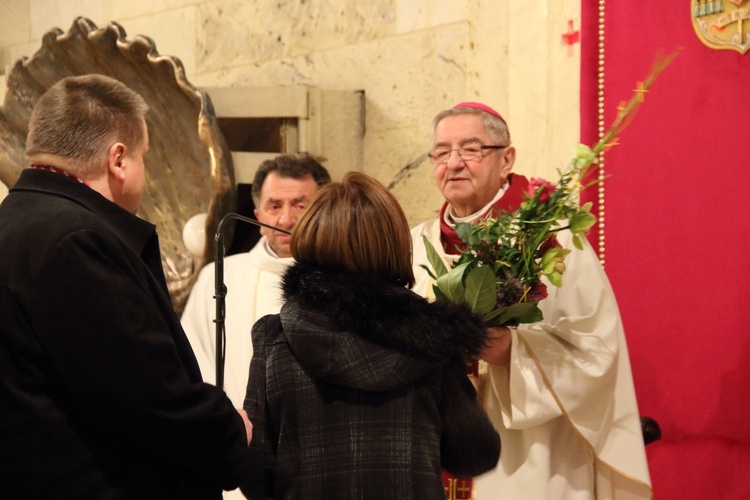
[541,247,568,272]
[455,222,482,248]
[419,264,436,281]
[547,271,563,287]
[569,211,597,233]
[514,302,544,323]
[542,256,555,275]
[572,144,597,168]
[482,307,507,325]
[540,247,569,287]
[423,235,448,278]
[464,265,497,314]
[484,301,543,327]
[432,284,449,303]
[435,263,469,303]
[572,233,583,251]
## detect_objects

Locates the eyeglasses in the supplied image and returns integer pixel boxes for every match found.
[428,143,508,164]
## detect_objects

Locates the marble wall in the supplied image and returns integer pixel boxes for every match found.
[0,0,581,224]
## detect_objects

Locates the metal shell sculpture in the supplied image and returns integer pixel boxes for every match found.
[0,17,235,315]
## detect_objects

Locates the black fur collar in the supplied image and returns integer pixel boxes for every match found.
[281,262,488,362]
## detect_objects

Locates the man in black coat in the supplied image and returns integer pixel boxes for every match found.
[0,74,251,499]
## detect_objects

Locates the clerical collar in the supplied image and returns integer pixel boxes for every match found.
[29,164,88,186]
[262,238,281,258]
[443,181,510,227]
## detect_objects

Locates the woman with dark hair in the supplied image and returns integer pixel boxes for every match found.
[241,172,500,499]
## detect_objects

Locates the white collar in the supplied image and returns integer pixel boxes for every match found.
[443,181,510,227]
[262,238,281,259]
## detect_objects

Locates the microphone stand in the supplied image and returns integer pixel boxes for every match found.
[213,213,291,390]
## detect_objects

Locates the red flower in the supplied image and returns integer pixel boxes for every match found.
[527,282,548,302]
[527,178,556,202]
[539,234,561,254]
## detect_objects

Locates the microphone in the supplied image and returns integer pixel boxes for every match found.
[213,213,291,390]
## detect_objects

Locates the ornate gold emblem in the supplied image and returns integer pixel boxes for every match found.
[692,0,750,54]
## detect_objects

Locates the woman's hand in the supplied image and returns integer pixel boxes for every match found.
[237,408,253,445]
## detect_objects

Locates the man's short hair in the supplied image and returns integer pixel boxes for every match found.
[26,74,149,177]
[251,154,331,206]
[291,171,415,289]
[431,106,511,146]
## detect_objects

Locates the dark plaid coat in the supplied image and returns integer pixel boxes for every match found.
[241,263,501,499]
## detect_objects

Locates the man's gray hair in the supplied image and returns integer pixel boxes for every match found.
[431,107,511,146]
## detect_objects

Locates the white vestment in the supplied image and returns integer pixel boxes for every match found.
[181,237,293,407]
[182,238,293,500]
[412,218,652,500]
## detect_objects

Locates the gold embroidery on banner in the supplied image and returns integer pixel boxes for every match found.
[692,0,750,54]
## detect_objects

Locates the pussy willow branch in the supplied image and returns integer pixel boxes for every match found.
[579,47,682,181]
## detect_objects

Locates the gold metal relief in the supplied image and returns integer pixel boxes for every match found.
[692,0,750,54]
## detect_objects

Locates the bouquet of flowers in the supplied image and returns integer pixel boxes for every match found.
[422,50,679,327]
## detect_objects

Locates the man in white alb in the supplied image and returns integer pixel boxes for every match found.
[411,102,652,500]
[182,155,330,409]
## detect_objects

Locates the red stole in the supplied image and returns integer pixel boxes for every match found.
[439,173,529,255]
[438,174,528,499]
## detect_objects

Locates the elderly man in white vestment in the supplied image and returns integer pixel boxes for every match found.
[181,154,330,407]
[410,102,652,500]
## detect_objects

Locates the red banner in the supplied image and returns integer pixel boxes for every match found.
[581,1,750,498]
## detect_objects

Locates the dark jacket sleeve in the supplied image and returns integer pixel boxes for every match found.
[241,314,279,499]
[440,357,501,477]
[31,230,247,490]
